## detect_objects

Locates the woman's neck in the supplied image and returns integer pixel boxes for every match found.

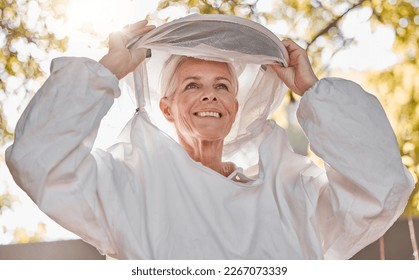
[179,137,235,177]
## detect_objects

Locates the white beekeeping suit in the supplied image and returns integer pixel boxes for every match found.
[6,14,414,259]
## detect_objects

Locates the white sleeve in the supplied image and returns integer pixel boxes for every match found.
[5,57,125,256]
[297,77,414,259]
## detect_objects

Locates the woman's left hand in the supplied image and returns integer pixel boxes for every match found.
[271,39,318,96]
[99,20,156,80]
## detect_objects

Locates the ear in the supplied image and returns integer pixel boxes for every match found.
[159,97,174,122]
[234,99,239,115]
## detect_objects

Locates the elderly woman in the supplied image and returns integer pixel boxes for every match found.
[6,18,413,259]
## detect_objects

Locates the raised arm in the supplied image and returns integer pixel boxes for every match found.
[5,57,122,255]
[6,21,155,256]
[298,77,413,259]
[272,40,414,259]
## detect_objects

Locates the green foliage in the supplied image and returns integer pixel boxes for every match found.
[365,1,419,216]
[0,0,69,243]
[13,222,47,243]
[0,0,68,144]
[0,192,18,214]
[155,0,419,215]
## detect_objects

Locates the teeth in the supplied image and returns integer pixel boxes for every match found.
[196,112,221,118]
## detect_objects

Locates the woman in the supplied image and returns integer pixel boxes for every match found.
[158,56,239,177]
[6,18,414,259]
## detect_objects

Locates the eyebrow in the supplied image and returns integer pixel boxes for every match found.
[182,76,232,83]
[215,77,232,83]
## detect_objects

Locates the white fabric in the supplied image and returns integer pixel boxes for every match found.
[6,57,414,259]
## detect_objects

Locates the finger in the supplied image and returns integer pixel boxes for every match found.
[270,64,287,79]
[270,63,283,71]
[124,25,156,49]
[124,19,149,30]
[138,24,156,34]
[281,39,306,54]
[281,39,298,48]
[122,20,148,34]
[123,20,155,38]
[110,24,155,51]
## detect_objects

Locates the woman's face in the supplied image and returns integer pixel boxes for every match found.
[160,57,238,143]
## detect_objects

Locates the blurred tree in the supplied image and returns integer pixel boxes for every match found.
[154,0,419,215]
[0,0,68,144]
[364,0,419,216]
[0,0,69,243]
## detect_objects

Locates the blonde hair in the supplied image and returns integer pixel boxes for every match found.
[160,55,239,98]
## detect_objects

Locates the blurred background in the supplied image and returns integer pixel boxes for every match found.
[0,0,418,259]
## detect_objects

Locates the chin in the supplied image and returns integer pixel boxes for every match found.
[194,131,227,141]
[199,126,231,138]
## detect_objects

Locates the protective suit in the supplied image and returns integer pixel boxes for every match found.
[6,14,414,259]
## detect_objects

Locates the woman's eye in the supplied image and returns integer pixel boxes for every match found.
[215,83,229,91]
[185,83,199,90]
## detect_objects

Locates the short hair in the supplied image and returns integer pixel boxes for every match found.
[160,55,239,98]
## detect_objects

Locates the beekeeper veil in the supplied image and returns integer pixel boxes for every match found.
[119,14,289,170]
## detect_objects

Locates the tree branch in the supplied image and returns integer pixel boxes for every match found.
[307,0,368,48]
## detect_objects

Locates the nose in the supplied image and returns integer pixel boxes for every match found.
[201,92,217,102]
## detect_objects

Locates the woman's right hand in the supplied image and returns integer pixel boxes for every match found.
[271,39,318,96]
[99,20,155,80]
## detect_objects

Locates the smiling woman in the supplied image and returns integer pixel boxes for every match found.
[5,14,414,259]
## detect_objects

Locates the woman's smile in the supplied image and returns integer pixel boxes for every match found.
[193,110,223,118]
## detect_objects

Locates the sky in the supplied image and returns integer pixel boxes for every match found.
[45,0,399,70]
[0,0,402,244]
